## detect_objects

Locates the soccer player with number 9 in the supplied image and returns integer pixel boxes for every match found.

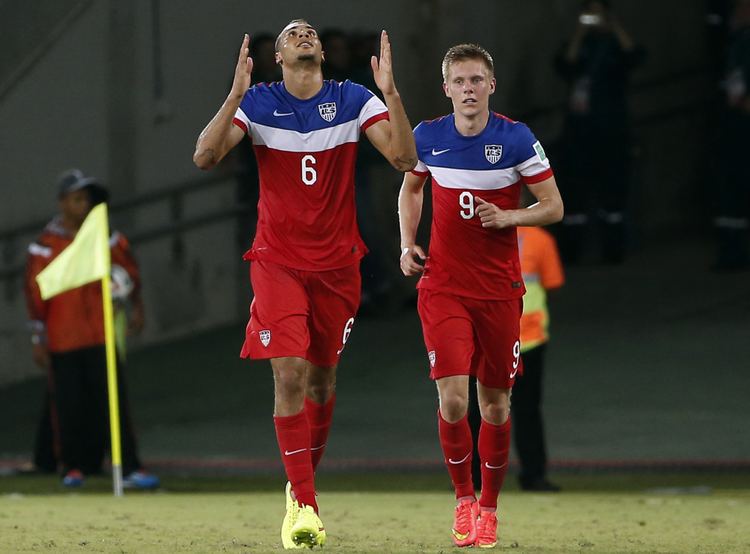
[398,44,563,548]
[193,19,416,549]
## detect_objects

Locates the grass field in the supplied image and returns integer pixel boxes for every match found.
[2,473,749,553]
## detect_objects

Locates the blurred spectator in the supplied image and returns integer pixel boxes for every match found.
[706,0,734,79]
[714,0,750,270]
[554,0,645,265]
[320,28,352,81]
[24,169,158,489]
[250,33,282,84]
[470,225,565,492]
[349,30,380,96]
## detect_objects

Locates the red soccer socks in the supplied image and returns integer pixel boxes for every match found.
[478,417,511,511]
[305,395,335,471]
[274,410,318,513]
[438,410,476,500]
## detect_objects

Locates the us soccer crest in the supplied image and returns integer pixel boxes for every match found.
[259,329,271,347]
[484,144,503,164]
[318,102,336,122]
[428,350,436,368]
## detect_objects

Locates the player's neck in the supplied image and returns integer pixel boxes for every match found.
[453,109,490,137]
[282,65,324,100]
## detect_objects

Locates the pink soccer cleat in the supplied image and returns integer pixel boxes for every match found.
[451,499,479,547]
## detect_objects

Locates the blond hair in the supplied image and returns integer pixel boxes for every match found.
[441,44,494,81]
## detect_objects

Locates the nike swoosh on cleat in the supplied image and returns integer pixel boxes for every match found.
[431,148,450,155]
[484,461,507,470]
[273,109,294,116]
[284,448,308,455]
[448,452,471,464]
[452,530,469,539]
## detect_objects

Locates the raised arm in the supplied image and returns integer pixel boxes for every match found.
[193,34,253,170]
[364,30,417,172]
[398,171,428,275]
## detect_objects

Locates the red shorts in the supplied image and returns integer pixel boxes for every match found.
[417,289,522,389]
[240,260,360,367]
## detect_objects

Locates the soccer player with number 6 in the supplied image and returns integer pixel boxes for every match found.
[398,44,563,548]
[193,19,416,549]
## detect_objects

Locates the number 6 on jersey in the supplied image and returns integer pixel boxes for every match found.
[301,155,317,186]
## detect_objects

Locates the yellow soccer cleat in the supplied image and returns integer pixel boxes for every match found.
[291,504,327,549]
[281,482,304,550]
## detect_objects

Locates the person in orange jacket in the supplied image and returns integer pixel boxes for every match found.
[24,169,158,489]
[511,225,565,491]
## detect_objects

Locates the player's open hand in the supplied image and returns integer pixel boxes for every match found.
[475,196,516,229]
[231,34,253,98]
[371,30,397,96]
[400,244,427,276]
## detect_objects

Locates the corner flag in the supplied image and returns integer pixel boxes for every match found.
[36,203,110,299]
[35,203,125,497]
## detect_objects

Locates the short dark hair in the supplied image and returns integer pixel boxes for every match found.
[441,44,494,81]
[275,19,313,52]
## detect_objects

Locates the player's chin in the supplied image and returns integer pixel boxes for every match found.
[296,53,318,63]
[458,102,481,115]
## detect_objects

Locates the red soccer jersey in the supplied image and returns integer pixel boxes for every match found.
[233,80,388,271]
[412,113,554,300]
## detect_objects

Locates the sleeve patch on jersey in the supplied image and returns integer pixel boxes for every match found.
[533,141,547,161]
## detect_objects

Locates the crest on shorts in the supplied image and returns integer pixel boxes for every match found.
[259,329,271,347]
[428,350,436,368]
[318,102,337,122]
[484,144,503,164]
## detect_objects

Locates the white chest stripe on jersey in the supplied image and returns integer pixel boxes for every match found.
[428,164,520,190]
[426,154,551,190]
[250,119,360,153]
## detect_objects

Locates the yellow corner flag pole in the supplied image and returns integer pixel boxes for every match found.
[101,252,124,497]
[35,203,123,496]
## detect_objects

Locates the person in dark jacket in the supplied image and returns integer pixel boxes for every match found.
[554,0,645,264]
